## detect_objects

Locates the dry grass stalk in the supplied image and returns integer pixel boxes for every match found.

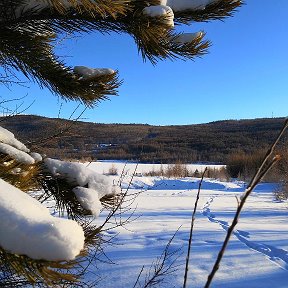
[183,167,207,288]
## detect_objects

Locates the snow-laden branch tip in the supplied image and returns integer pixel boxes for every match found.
[142,5,174,27]
[173,32,203,44]
[0,143,35,164]
[0,126,30,152]
[160,0,220,11]
[0,178,84,261]
[73,66,115,80]
[45,158,120,215]
[0,126,44,164]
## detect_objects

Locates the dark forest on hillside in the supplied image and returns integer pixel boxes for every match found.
[1,115,286,163]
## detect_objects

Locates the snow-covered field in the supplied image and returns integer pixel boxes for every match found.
[87,161,288,288]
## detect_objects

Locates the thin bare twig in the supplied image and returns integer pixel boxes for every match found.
[183,167,207,288]
[204,118,288,288]
[133,265,145,288]
[140,229,182,288]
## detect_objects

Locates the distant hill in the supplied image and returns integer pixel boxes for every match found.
[0,115,287,163]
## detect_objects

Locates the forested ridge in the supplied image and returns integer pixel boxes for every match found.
[1,115,286,163]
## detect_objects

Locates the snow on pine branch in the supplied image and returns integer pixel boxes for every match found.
[0,178,84,261]
[0,143,35,165]
[142,5,174,27]
[0,126,39,164]
[173,32,203,44]
[45,158,120,216]
[142,1,214,43]
[73,66,115,80]
[159,0,220,11]
[0,126,30,153]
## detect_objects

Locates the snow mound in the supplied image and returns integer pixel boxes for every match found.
[0,179,84,261]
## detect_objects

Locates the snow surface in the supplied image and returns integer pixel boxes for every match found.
[74,66,115,80]
[83,161,288,288]
[0,178,84,261]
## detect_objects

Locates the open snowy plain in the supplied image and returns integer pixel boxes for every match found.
[83,161,288,288]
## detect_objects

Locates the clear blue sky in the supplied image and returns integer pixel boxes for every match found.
[1,0,287,125]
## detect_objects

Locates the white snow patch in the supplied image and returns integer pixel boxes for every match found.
[0,143,35,164]
[73,187,102,217]
[44,158,120,214]
[0,179,84,261]
[160,0,219,11]
[30,152,43,162]
[0,126,29,152]
[173,32,203,44]
[142,5,174,27]
[74,66,115,80]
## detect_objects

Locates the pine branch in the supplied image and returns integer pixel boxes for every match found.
[0,153,40,192]
[0,28,121,106]
[0,246,82,286]
[174,0,244,24]
[123,14,210,64]
[1,2,210,65]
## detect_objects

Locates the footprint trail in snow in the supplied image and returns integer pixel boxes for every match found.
[202,197,288,271]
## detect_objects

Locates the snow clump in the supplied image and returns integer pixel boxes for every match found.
[0,126,37,164]
[142,5,174,27]
[45,158,120,215]
[173,32,203,44]
[74,66,115,80]
[0,143,35,164]
[159,0,220,11]
[0,178,84,261]
[0,126,30,152]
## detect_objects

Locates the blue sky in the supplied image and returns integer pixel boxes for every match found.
[1,0,288,125]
